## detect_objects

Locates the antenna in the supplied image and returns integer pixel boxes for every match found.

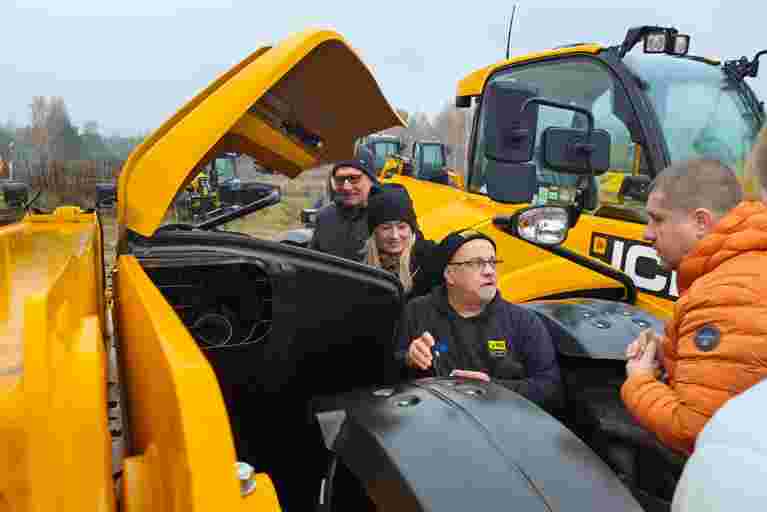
[505,4,518,59]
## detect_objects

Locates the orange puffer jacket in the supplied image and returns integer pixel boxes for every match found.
[621,201,767,455]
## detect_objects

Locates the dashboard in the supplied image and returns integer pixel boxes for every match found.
[143,260,273,350]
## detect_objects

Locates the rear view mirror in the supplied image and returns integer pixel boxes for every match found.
[618,174,651,203]
[484,82,539,163]
[485,162,537,204]
[541,127,611,175]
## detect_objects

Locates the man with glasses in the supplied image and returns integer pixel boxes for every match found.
[397,230,562,411]
[310,149,379,261]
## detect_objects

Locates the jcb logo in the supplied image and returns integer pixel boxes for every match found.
[590,233,679,300]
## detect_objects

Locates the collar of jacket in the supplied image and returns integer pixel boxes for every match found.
[334,202,366,220]
[677,201,767,293]
[432,284,502,320]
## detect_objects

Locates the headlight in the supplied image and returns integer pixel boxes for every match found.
[516,206,570,246]
[644,32,667,53]
[671,34,690,56]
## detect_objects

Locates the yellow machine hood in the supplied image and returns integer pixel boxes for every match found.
[118,28,404,237]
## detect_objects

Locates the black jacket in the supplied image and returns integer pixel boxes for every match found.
[397,286,563,411]
[309,202,369,262]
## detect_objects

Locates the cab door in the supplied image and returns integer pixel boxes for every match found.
[467,55,676,317]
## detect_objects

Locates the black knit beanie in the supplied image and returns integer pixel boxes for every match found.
[366,188,418,234]
[332,146,378,184]
[437,230,497,278]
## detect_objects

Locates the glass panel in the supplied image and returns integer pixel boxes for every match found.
[470,57,648,217]
[624,53,761,179]
[372,141,400,171]
[421,144,445,167]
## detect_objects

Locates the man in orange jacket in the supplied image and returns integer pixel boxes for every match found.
[621,158,767,455]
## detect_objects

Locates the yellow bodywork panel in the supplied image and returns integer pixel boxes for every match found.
[0,207,113,511]
[456,44,604,98]
[114,256,280,512]
[390,176,674,319]
[118,28,404,238]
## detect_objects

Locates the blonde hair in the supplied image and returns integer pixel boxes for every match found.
[364,232,417,293]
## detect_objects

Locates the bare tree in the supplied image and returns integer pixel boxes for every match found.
[29,96,50,166]
[431,102,469,172]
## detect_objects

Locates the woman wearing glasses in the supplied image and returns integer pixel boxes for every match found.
[363,186,440,301]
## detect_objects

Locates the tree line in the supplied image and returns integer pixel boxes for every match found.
[0,96,471,180]
[0,96,144,172]
[383,102,471,172]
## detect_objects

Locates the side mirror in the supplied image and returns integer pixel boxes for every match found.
[301,208,319,228]
[484,82,539,163]
[494,205,573,247]
[541,127,612,175]
[618,174,651,203]
[485,162,537,204]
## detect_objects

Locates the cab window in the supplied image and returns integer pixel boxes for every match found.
[470,57,650,217]
[372,141,400,171]
[422,144,445,168]
[624,53,761,177]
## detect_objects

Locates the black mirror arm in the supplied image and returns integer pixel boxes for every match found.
[521,98,595,139]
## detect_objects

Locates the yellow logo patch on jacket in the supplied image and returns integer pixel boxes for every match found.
[488,340,507,357]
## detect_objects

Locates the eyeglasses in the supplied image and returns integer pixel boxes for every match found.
[333,174,364,186]
[447,258,503,271]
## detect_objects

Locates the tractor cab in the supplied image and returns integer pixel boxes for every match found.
[412,140,449,183]
[361,134,404,174]
[398,25,765,320]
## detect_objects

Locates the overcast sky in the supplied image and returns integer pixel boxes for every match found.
[2,1,765,135]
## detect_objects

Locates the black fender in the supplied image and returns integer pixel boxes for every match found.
[520,298,665,360]
[317,379,643,512]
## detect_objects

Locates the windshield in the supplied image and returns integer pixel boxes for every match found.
[469,53,764,220]
[372,141,401,170]
[624,54,762,175]
[470,56,650,217]
[422,144,445,167]
[213,157,237,183]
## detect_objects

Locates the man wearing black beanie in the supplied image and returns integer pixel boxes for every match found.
[309,146,379,261]
[396,229,563,412]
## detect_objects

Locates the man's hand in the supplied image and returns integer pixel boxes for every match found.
[407,331,435,370]
[626,338,659,378]
[451,370,491,382]
[626,329,664,362]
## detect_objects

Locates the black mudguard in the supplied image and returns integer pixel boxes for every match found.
[521,298,665,360]
[320,379,644,512]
